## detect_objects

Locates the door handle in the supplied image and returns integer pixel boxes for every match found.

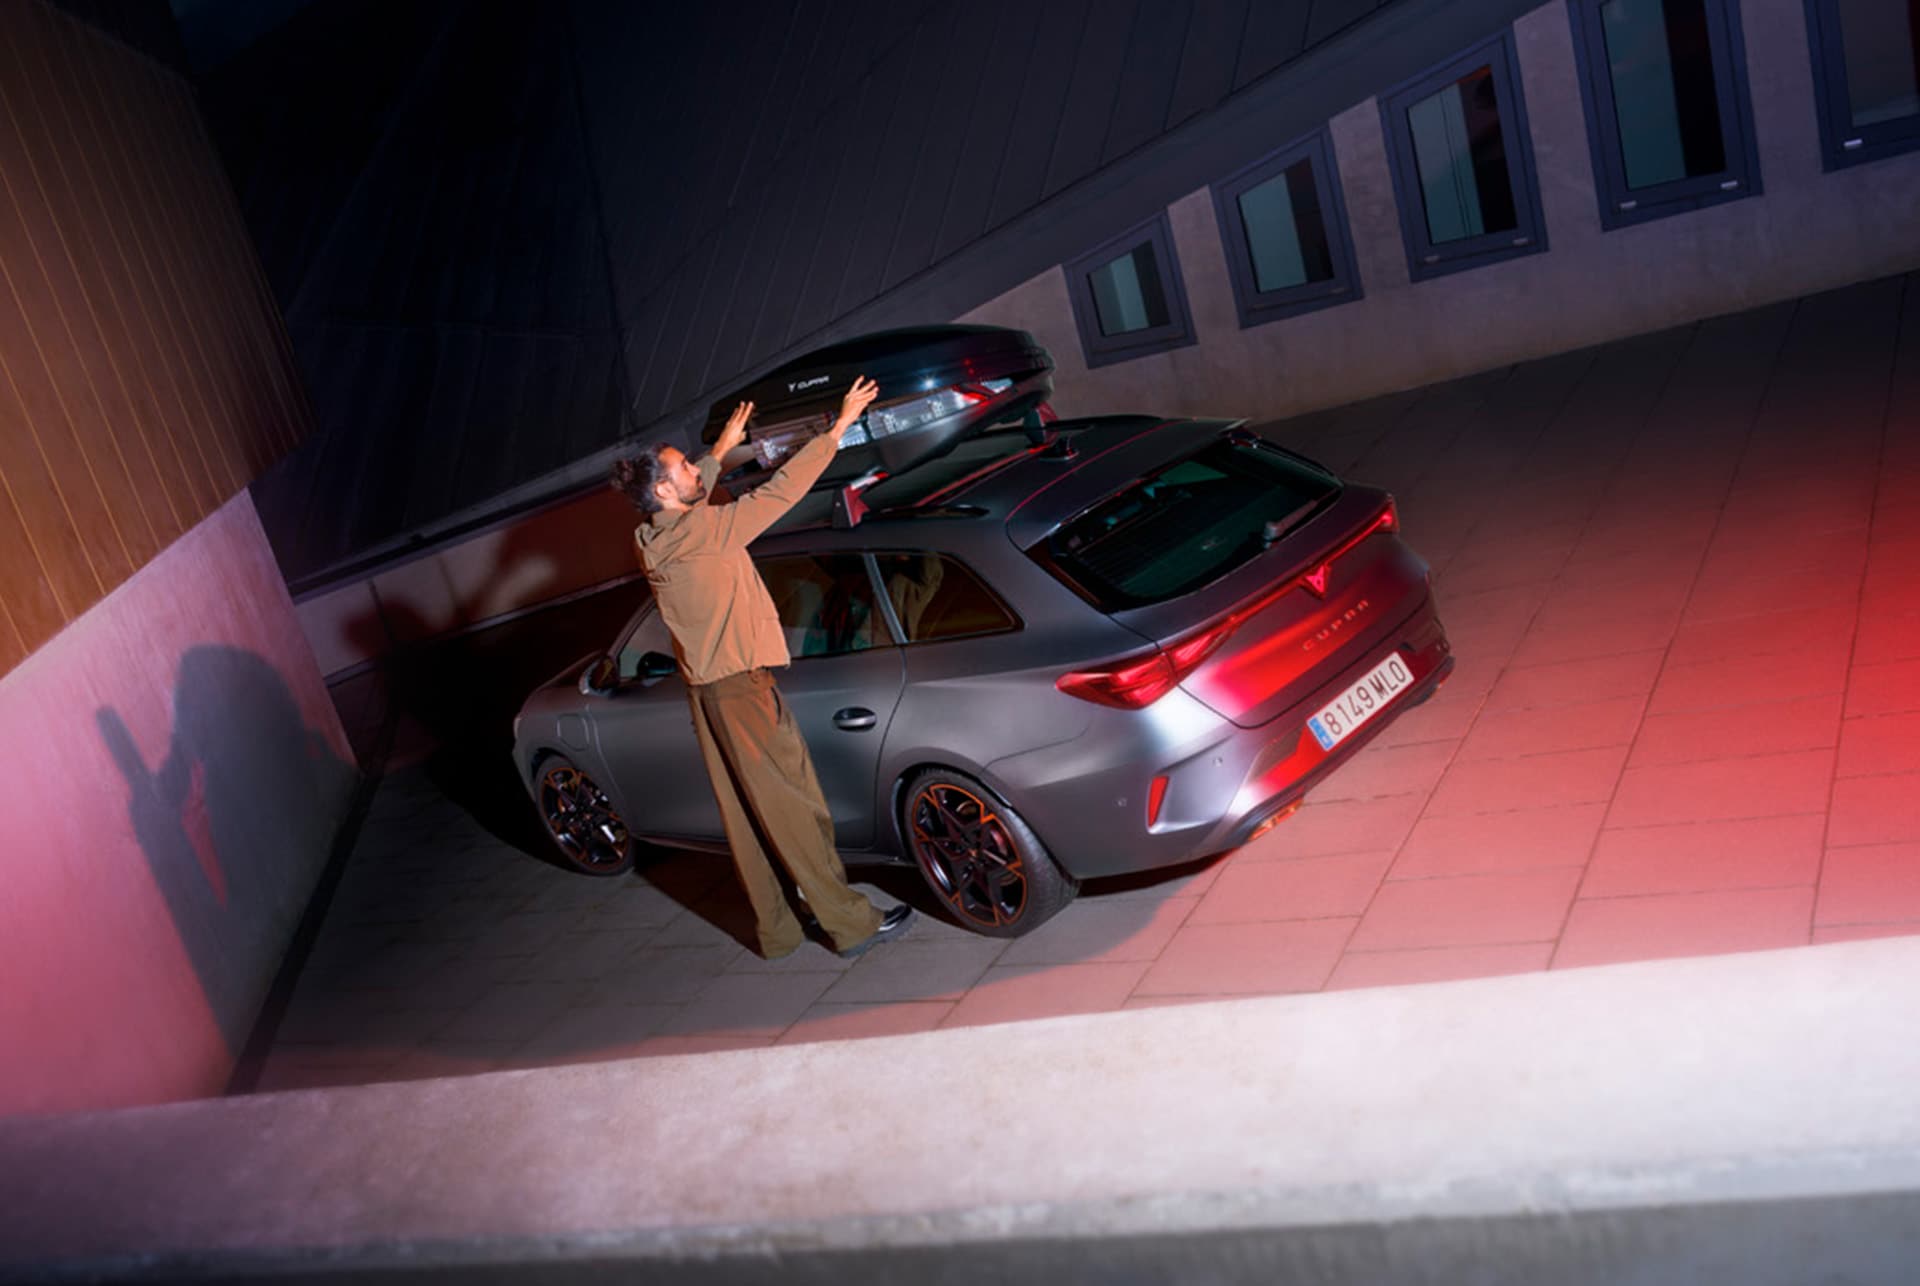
[832,707,877,731]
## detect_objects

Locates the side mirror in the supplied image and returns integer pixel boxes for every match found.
[579,655,618,696]
[639,651,677,680]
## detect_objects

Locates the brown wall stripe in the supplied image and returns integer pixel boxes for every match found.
[0,1,312,678]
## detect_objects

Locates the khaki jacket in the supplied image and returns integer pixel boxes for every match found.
[635,432,837,685]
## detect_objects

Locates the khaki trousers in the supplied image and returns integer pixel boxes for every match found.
[687,668,882,957]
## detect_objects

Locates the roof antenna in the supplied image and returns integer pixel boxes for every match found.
[1029,405,1076,459]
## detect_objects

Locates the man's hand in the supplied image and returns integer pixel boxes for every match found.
[827,376,880,444]
[713,399,754,460]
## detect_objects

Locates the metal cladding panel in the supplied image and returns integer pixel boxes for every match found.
[834,6,957,317]
[929,0,1039,264]
[1042,0,1141,198]
[880,4,999,293]
[224,0,628,589]
[0,1,312,678]
[985,0,1092,231]
[1164,0,1253,128]
[1102,0,1196,164]
[1234,0,1316,88]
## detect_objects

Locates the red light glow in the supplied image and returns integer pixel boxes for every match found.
[1248,800,1302,840]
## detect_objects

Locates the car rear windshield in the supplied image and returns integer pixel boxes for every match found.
[1038,438,1338,608]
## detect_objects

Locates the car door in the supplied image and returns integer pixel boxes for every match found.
[584,554,906,850]
[587,604,723,842]
[753,552,905,850]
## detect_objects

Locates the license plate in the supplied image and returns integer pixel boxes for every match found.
[1307,654,1414,751]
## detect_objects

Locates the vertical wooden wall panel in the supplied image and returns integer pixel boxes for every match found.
[0,1,313,678]
[0,35,183,555]
[66,15,244,503]
[0,41,158,568]
[7,23,193,546]
[31,8,227,518]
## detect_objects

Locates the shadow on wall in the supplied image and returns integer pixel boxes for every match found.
[342,519,651,863]
[97,646,358,1055]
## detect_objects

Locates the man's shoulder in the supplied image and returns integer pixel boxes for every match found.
[637,509,724,562]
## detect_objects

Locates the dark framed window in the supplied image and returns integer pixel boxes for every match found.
[1063,211,1197,368]
[1804,0,1920,169]
[757,554,889,659]
[1378,30,1548,280]
[872,553,1019,644]
[1211,129,1364,327]
[1569,0,1762,227]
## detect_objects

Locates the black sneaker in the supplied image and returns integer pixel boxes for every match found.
[837,904,916,959]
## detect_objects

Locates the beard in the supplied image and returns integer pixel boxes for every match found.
[676,478,708,505]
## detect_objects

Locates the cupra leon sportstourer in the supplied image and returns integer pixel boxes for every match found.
[512,325,1453,936]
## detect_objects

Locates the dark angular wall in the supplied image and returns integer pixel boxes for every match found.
[208,0,1545,591]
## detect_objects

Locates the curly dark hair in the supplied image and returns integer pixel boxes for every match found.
[609,442,677,514]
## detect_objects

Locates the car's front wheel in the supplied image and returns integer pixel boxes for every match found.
[900,769,1076,937]
[535,755,635,876]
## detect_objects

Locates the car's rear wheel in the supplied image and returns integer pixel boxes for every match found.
[900,769,1076,937]
[535,755,634,876]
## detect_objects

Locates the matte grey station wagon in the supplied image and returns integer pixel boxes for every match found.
[512,326,1453,936]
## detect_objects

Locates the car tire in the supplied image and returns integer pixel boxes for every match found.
[534,754,635,877]
[899,769,1076,937]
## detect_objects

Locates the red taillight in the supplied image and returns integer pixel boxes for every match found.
[1056,649,1178,709]
[1056,617,1237,709]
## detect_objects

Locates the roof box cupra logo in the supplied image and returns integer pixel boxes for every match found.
[787,374,832,393]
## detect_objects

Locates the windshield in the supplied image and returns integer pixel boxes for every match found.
[1039,439,1337,608]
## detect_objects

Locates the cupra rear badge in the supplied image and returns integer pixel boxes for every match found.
[1302,562,1332,597]
[1302,598,1372,652]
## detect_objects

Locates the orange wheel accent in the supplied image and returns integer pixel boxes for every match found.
[906,782,1027,929]
[538,761,631,871]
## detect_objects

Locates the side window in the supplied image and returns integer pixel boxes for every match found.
[1212,128,1365,327]
[1804,0,1920,169]
[616,607,674,681]
[757,554,888,659]
[1569,0,1761,228]
[1379,29,1548,280]
[1063,210,1198,368]
[875,553,1019,645]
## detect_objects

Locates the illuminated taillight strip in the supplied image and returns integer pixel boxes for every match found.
[1178,497,1398,658]
[1055,497,1397,710]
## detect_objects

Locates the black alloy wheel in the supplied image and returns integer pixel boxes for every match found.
[536,756,635,876]
[901,769,1075,937]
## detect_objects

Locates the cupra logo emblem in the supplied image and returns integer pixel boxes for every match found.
[1303,563,1332,597]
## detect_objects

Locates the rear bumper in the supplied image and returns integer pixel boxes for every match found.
[990,589,1451,880]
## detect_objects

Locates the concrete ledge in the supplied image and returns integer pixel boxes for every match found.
[4,938,1918,1281]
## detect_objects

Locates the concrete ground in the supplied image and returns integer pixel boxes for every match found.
[254,271,1920,1093]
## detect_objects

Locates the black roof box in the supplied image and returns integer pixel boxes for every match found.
[702,325,1054,485]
